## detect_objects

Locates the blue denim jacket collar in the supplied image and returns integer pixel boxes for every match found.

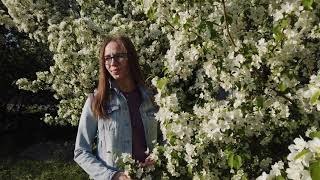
[108,78,151,101]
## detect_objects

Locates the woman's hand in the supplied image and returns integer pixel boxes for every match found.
[140,155,156,167]
[112,172,132,180]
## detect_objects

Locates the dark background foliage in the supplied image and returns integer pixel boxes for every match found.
[0,1,77,158]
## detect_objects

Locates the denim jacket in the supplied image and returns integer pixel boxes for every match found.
[74,82,159,180]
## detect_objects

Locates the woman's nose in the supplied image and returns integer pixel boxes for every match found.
[110,57,118,65]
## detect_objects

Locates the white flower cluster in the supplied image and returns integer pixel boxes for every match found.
[258,128,320,180]
[116,153,155,180]
[298,72,320,112]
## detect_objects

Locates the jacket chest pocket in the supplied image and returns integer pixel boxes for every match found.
[104,104,120,133]
[103,104,120,152]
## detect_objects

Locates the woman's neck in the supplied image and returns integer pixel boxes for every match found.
[116,77,136,93]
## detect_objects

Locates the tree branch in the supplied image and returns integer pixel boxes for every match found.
[272,88,295,105]
[221,0,236,47]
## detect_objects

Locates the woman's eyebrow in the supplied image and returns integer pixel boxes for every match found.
[104,53,127,56]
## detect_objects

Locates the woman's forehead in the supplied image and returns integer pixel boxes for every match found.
[104,40,127,55]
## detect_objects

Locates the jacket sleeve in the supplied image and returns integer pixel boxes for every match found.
[74,95,118,180]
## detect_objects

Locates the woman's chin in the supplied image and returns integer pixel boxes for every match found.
[111,74,124,80]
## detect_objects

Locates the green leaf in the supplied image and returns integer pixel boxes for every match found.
[162,66,169,75]
[233,155,242,170]
[183,22,191,30]
[310,160,320,180]
[147,7,156,21]
[228,153,234,169]
[166,131,177,145]
[157,77,168,90]
[294,149,310,160]
[275,175,285,180]
[241,176,248,180]
[302,0,314,10]
[172,14,180,25]
[206,21,218,39]
[227,153,242,169]
[187,165,193,175]
[279,82,287,92]
[273,30,284,42]
[280,18,289,28]
[310,90,320,105]
[273,18,288,42]
[309,131,320,138]
[199,21,206,32]
[256,96,264,108]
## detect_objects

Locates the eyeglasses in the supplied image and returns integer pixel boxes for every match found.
[104,53,128,65]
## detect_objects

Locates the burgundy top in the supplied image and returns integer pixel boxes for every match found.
[122,88,148,162]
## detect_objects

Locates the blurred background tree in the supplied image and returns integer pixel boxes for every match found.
[0,1,74,156]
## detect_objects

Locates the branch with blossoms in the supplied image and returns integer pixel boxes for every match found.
[116,145,168,180]
[271,88,295,105]
[163,15,204,42]
[257,127,320,180]
[116,153,155,180]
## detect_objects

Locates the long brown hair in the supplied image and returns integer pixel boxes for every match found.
[91,35,145,119]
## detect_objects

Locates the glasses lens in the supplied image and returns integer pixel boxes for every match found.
[105,53,127,64]
[104,56,112,64]
[116,53,127,60]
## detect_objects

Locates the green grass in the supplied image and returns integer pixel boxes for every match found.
[0,158,89,180]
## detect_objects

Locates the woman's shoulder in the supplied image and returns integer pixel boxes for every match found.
[139,84,156,97]
[85,92,95,101]
[82,91,96,110]
[86,89,99,102]
[138,85,159,110]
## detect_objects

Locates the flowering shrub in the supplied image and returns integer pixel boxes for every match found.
[2,0,320,178]
[116,153,156,180]
[257,128,320,180]
[1,0,168,125]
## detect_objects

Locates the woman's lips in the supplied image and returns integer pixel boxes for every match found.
[111,68,120,74]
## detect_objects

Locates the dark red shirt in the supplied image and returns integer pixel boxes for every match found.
[122,88,148,162]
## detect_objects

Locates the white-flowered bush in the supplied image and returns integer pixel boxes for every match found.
[1,0,320,179]
[257,128,320,180]
[1,0,168,125]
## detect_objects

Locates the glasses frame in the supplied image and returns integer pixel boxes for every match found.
[104,53,128,65]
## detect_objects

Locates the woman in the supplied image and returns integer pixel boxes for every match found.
[74,35,159,180]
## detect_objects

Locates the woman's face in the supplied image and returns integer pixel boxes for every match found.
[104,41,131,81]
